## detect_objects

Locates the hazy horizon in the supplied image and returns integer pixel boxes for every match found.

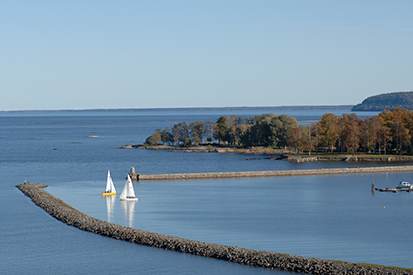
[1,104,355,113]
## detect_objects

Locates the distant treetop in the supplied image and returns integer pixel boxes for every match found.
[352,91,413,111]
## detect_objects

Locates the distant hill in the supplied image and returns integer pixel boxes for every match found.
[352,91,413,111]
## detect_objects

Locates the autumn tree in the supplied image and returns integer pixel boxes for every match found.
[277,114,299,148]
[379,108,411,154]
[377,117,392,155]
[203,121,216,143]
[215,116,230,144]
[193,136,201,145]
[189,121,204,142]
[255,115,273,147]
[312,123,321,153]
[361,118,375,153]
[227,115,239,145]
[301,124,318,156]
[160,127,173,145]
[172,121,190,145]
[234,114,298,148]
[236,123,250,146]
[391,118,410,154]
[317,113,340,153]
[288,127,304,154]
[341,114,362,155]
[145,132,161,145]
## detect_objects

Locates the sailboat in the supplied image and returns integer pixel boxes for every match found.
[119,174,138,201]
[101,170,117,196]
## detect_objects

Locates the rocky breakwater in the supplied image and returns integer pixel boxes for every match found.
[17,182,412,275]
[136,165,413,181]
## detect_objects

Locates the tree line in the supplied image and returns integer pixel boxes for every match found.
[145,108,413,155]
[145,113,299,149]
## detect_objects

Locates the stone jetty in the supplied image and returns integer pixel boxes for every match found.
[130,165,413,181]
[375,187,412,192]
[17,182,412,274]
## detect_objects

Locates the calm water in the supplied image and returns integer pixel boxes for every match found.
[1,108,412,274]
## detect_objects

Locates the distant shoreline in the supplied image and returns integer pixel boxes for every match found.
[0,105,354,113]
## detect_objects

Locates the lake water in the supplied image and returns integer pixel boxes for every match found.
[1,108,412,274]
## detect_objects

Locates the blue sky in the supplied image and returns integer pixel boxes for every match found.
[1,1,412,111]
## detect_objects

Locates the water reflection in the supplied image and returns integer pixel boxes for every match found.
[120,200,136,227]
[105,195,116,222]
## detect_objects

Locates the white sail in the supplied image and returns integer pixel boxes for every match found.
[120,174,138,201]
[106,170,116,193]
[105,170,116,193]
[102,170,116,195]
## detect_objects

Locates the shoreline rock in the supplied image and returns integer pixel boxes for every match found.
[119,144,288,155]
[17,183,412,274]
[288,156,413,163]
[120,145,413,163]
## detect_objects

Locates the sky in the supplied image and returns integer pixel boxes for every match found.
[1,0,413,111]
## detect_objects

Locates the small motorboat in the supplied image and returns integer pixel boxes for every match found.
[397,181,413,189]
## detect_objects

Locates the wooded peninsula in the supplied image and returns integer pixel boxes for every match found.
[352,91,413,111]
[143,107,413,157]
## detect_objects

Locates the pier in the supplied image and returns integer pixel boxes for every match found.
[129,165,413,181]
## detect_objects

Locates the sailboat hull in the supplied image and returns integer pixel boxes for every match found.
[119,174,138,201]
[101,192,116,196]
[120,197,138,201]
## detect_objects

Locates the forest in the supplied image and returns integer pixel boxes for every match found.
[145,108,413,156]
